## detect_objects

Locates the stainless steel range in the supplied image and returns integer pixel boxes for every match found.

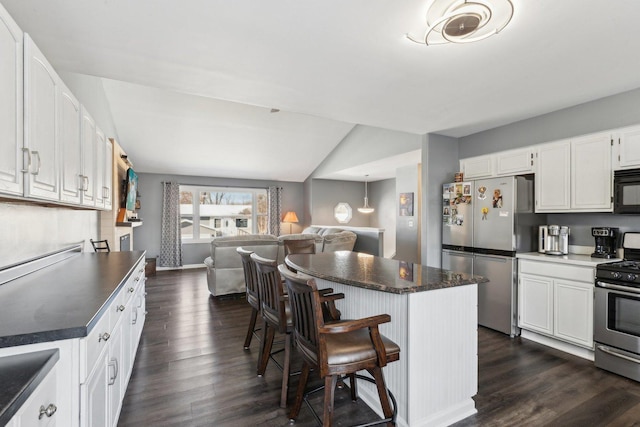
[595,232,640,381]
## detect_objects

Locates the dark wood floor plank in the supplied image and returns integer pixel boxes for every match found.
[120,268,640,427]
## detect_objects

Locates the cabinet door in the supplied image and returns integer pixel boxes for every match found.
[496,148,535,176]
[103,138,113,210]
[107,321,124,427]
[554,279,593,348]
[81,349,109,427]
[24,34,59,201]
[615,125,640,170]
[80,107,96,206]
[571,133,612,211]
[518,274,553,335]
[535,140,571,212]
[0,4,23,196]
[58,83,82,204]
[461,155,494,179]
[12,366,58,427]
[95,127,105,208]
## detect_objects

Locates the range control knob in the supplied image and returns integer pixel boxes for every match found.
[628,273,638,282]
[612,272,623,279]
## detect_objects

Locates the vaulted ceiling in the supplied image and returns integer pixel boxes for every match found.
[4,0,640,181]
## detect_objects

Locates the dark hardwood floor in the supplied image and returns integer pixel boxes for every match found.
[119,269,640,426]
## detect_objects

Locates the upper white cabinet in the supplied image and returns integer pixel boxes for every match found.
[0,4,23,196]
[495,147,536,176]
[571,132,613,211]
[81,108,96,207]
[460,155,493,179]
[95,127,106,208]
[104,138,113,210]
[535,134,612,212]
[59,82,82,205]
[614,125,640,170]
[535,140,571,211]
[24,34,60,202]
[460,147,536,180]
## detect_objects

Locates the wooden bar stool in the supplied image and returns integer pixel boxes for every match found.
[279,264,400,427]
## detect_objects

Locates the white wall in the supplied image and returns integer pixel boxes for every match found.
[0,201,98,268]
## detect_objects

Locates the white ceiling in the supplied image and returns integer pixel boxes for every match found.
[4,0,640,182]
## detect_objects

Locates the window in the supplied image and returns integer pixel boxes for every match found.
[179,186,268,242]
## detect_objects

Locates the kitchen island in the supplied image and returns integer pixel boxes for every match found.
[286,251,485,427]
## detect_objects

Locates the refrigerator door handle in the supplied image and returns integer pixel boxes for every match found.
[474,254,508,262]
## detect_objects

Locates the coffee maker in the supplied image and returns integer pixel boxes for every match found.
[591,227,619,258]
[539,225,570,255]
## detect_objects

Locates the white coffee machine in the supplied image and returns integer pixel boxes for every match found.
[539,225,570,255]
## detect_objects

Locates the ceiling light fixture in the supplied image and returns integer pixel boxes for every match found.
[407,0,514,46]
[357,175,375,214]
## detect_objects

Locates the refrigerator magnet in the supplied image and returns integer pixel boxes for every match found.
[481,207,489,220]
[492,189,503,208]
[499,211,509,217]
[477,186,487,200]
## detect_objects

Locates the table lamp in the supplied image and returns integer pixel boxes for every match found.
[282,211,299,234]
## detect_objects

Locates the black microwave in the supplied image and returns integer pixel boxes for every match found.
[614,168,640,214]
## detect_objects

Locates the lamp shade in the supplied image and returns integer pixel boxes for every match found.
[282,211,299,223]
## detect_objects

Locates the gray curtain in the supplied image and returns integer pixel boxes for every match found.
[159,182,183,267]
[267,186,282,236]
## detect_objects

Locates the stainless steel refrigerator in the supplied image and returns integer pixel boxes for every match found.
[442,174,543,336]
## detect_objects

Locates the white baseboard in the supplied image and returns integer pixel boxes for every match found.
[156,263,206,271]
[520,329,594,361]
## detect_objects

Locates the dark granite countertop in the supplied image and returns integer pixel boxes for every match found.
[0,349,59,426]
[0,251,146,348]
[285,251,486,294]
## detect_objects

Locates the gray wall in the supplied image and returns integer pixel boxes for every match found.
[134,173,304,265]
[0,201,98,269]
[422,134,460,267]
[309,179,373,227]
[395,165,421,263]
[458,86,640,250]
[369,178,396,257]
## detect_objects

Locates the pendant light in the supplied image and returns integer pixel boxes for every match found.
[357,175,375,214]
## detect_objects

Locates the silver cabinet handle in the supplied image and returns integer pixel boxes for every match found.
[38,403,57,419]
[21,147,31,173]
[128,287,135,293]
[82,175,89,192]
[98,332,110,342]
[31,150,41,175]
[132,307,138,325]
[108,358,119,385]
[117,305,125,312]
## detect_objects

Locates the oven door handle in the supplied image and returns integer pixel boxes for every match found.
[597,345,640,365]
[597,281,640,294]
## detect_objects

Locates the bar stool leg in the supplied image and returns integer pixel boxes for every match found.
[280,333,292,408]
[322,375,338,427]
[243,307,259,349]
[257,320,274,376]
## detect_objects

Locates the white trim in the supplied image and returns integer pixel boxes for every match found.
[157,263,206,271]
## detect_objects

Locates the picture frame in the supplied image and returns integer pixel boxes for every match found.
[399,192,414,216]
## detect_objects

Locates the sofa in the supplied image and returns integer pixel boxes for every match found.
[278,226,357,255]
[204,234,279,296]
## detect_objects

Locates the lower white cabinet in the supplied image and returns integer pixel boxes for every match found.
[9,365,59,427]
[518,259,594,349]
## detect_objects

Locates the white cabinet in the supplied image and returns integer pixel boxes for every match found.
[9,366,59,427]
[614,125,640,170]
[495,147,536,176]
[58,82,82,204]
[460,155,493,179]
[0,3,23,196]
[518,259,595,349]
[554,279,593,346]
[80,108,96,207]
[95,128,106,208]
[535,140,571,211]
[535,134,612,212]
[518,274,553,335]
[24,34,59,202]
[571,132,613,211]
[103,138,113,210]
[80,257,146,427]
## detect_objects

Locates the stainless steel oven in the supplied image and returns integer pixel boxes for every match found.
[614,168,640,214]
[595,232,640,381]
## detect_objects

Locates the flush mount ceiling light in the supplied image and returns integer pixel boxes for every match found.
[407,0,514,46]
[357,175,375,214]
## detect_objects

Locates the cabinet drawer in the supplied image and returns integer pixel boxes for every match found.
[80,305,110,383]
[13,366,58,426]
[519,260,594,283]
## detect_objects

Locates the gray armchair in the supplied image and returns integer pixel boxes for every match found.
[204,234,279,296]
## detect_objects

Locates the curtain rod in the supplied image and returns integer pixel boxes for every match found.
[161,182,282,190]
